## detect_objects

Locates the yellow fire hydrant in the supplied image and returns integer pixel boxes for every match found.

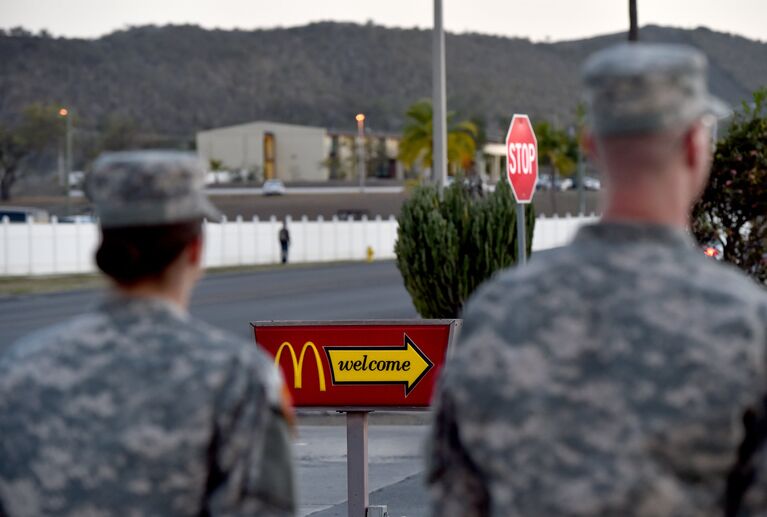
[366,246,375,263]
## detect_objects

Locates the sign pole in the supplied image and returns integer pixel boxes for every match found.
[516,204,527,265]
[346,411,370,517]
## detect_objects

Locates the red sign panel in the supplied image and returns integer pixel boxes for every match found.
[505,114,538,203]
[252,321,459,409]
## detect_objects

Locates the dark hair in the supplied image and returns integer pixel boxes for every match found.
[96,220,202,285]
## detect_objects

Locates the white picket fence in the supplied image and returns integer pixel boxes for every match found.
[0,214,598,277]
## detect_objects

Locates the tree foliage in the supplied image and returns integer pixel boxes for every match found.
[692,88,767,283]
[0,103,65,199]
[534,121,578,177]
[395,179,535,318]
[398,99,478,175]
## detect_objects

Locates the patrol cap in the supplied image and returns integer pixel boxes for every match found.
[582,43,730,136]
[87,150,221,228]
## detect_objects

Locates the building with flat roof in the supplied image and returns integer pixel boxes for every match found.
[197,120,516,184]
[197,121,328,182]
[197,121,405,183]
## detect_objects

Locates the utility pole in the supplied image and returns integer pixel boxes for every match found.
[433,0,448,198]
[629,0,639,42]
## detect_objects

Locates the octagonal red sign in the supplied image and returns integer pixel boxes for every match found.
[505,114,538,203]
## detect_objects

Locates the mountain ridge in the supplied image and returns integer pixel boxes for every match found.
[1,22,765,140]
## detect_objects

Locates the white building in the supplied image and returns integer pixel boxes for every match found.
[197,119,509,183]
[197,121,328,182]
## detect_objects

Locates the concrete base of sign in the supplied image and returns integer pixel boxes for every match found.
[366,506,389,517]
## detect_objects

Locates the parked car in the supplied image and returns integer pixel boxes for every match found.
[444,175,488,194]
[0,206,49,222]
[536,174,553,190]
[557,178,574,191]
[262,179,287,196]
[571,176,602,191]
[59,214,97,224]
[702,241,724,261]
[336,209,371,221]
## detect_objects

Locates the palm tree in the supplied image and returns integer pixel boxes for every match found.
[398,99,478,178]
[535,121,578,213]
[629,0,639,41]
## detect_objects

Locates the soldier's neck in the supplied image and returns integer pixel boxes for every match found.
[602,186,690,230]
[113,280,190,313]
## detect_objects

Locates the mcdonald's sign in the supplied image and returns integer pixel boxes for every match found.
[252,320,460,409]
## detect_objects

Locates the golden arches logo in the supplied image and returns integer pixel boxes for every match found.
[274,341,327,392]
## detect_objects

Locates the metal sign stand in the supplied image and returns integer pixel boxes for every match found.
[345,411,370,517]
[516,204,527,265]
[253,320,461,517]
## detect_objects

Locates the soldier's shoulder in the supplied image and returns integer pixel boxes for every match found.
[182,318,282,398]
[689,253,767,307]
[184,318,275,370]
[469,245,579,305]
[2,311,107,365]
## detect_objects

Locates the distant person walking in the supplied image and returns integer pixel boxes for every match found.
[279,221,291,264]
[0,151,296,516]
[426,43,767,516]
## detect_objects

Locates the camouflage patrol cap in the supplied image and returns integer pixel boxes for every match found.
[87,150,221,228]
[582,43,730,136]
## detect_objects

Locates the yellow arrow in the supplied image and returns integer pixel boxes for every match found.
[324,335,433,396]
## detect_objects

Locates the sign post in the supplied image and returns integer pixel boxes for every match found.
[252,320,460,517]
[505,114,538,264]
[346,411,369,516]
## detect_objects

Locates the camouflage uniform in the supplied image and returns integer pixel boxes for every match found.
[0,151,295,516]
[426,44,767,516]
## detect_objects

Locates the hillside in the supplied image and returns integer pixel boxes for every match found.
[1,23,765,140]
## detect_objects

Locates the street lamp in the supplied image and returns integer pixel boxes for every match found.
[59,107,72,191]
[356,113,366,192]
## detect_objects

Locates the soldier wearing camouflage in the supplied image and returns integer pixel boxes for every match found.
[426,43,767,516]
[0,151,295,516]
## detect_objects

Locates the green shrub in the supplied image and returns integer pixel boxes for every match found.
[395,180,535,318]
[692,88,767,283]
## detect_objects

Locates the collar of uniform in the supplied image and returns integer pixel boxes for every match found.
[574,221,696,249]
[98,293,190,322]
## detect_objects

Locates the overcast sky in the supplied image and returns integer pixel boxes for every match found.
[1,0,765,42]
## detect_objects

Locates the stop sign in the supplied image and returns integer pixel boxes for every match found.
[505,114,538,203]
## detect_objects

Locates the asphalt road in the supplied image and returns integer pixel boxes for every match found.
[298,424,430,517]
[0,260,417,346]
[0,261,428,515]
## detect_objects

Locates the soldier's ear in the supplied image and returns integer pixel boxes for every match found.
[682,121,713,199]
[185,235,203,267]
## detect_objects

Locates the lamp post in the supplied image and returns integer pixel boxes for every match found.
[59,107,72,192]
[356,113,366,193]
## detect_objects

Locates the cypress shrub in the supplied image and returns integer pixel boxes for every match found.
[395,179,535,318]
